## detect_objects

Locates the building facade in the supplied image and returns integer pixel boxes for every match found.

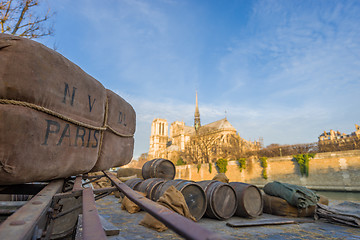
[318,124,360,146]
[148,93,261,163]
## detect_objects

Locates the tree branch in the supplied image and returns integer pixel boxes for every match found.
[1,0,13,33]
[11,0,30,34]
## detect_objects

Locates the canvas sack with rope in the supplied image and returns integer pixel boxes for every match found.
[0,34,134,184]
[91,89,135,171]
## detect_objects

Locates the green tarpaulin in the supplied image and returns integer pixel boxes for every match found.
[263,181,319,209]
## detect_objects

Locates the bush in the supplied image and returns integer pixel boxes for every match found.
[237,158,247,172]
[216,158,228,173]
[197,163,202,173]
[260,157,268,179]
[209,162,213,174]
[293,153,315,177]
[176,158,186,166]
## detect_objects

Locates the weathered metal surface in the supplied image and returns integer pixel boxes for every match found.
[142,158,176,180]
[96,195,360,240]
[53,186,117,200]
[226,218,314,227]
[82,187,107,240]
[0,201,26,215]
[0,179,64,240]
[104,170,224,240]
[0,182,47,195]
[73,176,83,191]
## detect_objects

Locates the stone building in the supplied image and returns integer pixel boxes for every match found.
[318,124,360,146]
[148,93,262,163]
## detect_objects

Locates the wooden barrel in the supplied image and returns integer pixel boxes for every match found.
[142,158,175,180]
[153,179,185,201]
[197,180,237,220]
[137,178,165,201]
[119,178,143,198]
[125,178,143,191]
[229,182,263,218]
[154,179,207,221]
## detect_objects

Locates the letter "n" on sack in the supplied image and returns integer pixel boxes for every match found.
[62,82,76,106]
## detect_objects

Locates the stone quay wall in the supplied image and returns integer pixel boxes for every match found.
[175,150,360,192]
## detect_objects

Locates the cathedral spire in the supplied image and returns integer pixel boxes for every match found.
[194,91,201,131]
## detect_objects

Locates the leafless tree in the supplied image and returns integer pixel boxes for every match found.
[181,132,250,164]
[1,0,54,39]
[181,133,219,164]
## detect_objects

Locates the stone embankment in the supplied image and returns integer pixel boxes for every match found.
[175,150,360,192]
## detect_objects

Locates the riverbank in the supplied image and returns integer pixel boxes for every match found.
[316,191,360,203]
[175,150,360,192]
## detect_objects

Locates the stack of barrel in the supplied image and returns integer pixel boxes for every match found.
[122,158,263,221]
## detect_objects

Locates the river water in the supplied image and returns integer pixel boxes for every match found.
[315,191,360,203]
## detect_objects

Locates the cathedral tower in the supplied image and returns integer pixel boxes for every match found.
[148,118,168,159]
[194,92,201,131]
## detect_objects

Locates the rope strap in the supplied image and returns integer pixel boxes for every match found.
[0,99,134,138]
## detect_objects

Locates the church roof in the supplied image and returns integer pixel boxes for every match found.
[184,126,195,135]
[197,118,237,134]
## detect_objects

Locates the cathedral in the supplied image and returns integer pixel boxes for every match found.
[148,93,262,163]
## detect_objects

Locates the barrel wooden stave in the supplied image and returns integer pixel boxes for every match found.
[124,178,143,191]
[229,182,263,218]
[137,178,165,201]
[197,180,237,220]
[154,179,207,221]
[142,158,175,180]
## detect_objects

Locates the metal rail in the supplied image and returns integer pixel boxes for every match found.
[82,187,107,240]
[0,179,64,240]
[103,170,224,240]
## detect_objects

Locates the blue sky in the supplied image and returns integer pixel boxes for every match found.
[38,0,360,158]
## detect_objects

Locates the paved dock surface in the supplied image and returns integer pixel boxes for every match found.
[96,195,360,240]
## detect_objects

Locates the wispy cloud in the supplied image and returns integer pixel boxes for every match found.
[45,0,360,158]
[219,0,360,108]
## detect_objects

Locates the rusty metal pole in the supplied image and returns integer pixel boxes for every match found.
[0,179,64,240]
[73,175,83,191]
[103,171,224,240]
[82,187,107,240]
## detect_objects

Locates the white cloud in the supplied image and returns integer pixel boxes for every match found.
[46,0,360,158]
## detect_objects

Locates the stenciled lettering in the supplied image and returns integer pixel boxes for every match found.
[88,95,96,112]
[86,129,92,148]
[118,111,127,127]
[42,119,99,148]
[57,124,71,146]
[42,120,60,145]
[75,126,86,147]
[92,130,99,148]
[62,82,77,106]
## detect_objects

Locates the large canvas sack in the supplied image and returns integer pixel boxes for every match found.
[0,34,134,185]
[91,89,135,172]
[0,34,106,127]
[263,181,319,209]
